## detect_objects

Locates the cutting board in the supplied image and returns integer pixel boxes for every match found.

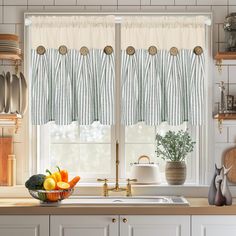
[0,137,13,185]
[223,147,236,183]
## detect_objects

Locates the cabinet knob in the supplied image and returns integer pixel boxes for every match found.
[112,218,116,223]
[123,218,128,223]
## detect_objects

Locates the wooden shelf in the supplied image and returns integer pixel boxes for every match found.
[0,114,22,133]
[215,52,236,61]
[214,113,236,120]
[0,53,21,61]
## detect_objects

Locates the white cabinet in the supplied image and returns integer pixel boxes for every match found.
[50,215,119,236]
[51,215,190,236]
[192,216,236,236]
[0,215,49,236]
[120,215,190,236]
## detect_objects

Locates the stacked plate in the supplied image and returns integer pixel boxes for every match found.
[0,34,21,56]
[0,72,27,116]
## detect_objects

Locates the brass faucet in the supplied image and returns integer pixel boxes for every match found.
[97,178,137,197]
[97,142,137,197]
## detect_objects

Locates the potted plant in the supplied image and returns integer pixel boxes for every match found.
[155,130,195,185]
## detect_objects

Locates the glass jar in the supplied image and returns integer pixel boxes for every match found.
[224,13,236,51]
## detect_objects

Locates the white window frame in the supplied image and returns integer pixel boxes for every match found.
[24,12,213,186]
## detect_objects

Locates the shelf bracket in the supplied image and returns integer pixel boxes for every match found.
[217,118,223,133]
[216,59,222,73]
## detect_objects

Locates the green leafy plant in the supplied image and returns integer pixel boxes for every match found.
[155,130,195,162]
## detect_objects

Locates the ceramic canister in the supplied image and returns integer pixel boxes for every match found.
[130,155,161,185]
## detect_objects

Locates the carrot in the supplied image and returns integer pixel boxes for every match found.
[69,176,80,188]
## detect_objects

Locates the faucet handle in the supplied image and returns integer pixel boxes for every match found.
[126,179,137,197]
[97,178,109,197]
[126,178,137,184]
[97,178,108,184]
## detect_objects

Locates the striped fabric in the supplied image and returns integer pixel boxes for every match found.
[189,51,205,126]
[31,50,49,125]
[100,50,115,125]
[54,51,72,125]
[121,50,139,125]
[144,51,162,125]
[31,48,115,125]
[121,49,205,126]
[165,52,183,126]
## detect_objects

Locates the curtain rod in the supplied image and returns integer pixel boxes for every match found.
[24,12,212,26]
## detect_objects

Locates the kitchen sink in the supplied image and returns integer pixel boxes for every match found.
[61,196,189,205]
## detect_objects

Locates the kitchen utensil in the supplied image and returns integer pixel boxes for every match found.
[28,189,74,204]
[0,137,13,186]
[11,74,20,113]
[7,154,16,186]
[0,74,5,112]
[19,72,27,115]
[4,72,10,113]
[130,155,161,185]
[223,147,236,183]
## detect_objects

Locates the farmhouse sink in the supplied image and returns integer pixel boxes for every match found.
[62,196,189,205]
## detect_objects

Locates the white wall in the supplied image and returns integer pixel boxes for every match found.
[0,0,235,184]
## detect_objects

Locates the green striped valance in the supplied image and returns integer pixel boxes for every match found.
[31,48,115,125]
[31,48,204,126]
[121,49,205,126]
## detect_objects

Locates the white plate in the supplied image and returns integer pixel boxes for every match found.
[4,72,10,113]
[10,74,20,113]
[19,72,27,115]
[0,74,5,112]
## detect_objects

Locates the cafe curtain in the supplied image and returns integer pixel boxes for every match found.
[121,16,207,126]
[30,16,115,125]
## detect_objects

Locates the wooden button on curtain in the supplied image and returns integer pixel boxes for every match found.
[36,45,46,55]
[193,46,203,55]
[104,45,113,55]
[148,46,158,55]
[170,47,178,56]
[126,46,135,55]
[58,45,68,55]
[80,46,89,55]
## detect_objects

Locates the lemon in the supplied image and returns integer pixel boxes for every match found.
[43,178,56,190]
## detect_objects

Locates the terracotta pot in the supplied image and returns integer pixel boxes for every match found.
[165,161,186,185]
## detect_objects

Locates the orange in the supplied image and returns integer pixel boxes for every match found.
[56,181,70,190]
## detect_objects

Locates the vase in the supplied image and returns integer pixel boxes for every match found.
[222,165,232,206]
[165,161,186,185]
[208,164,222,205]
[215,179,226,206]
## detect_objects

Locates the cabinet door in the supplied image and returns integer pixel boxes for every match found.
[192,215,236,236]
[0,215,49,236]
[120,215,190,236]
[51,215,119,236]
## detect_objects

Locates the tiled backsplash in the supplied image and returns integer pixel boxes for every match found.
[0,0,235,184]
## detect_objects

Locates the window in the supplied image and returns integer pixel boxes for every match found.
[39,123,115,182]
[27,13,210,185]
[38,121,199,183]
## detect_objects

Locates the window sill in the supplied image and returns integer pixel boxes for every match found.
[1,184,236,198]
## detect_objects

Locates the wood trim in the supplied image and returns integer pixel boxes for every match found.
[214,113,236,120]
[0,53,21,61]
[215,52,236,61]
